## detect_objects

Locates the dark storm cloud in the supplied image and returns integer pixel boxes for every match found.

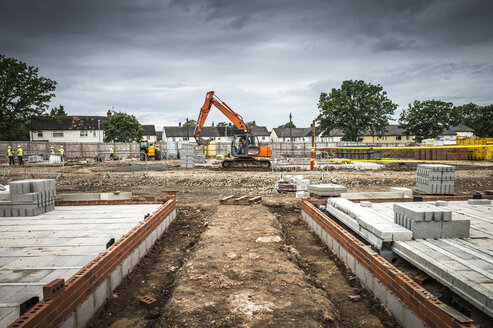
[1,0,492,128]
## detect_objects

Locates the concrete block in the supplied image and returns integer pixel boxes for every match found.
[410,220,442,239]
[441,218,470,238]
[9,180,31,194]
[0,192,12,201]
[110,265,123,291]
[122,256,133,277]
[308,183,347,196]
[75,294,95,328]
[386,292,404,323]
[59,313,75,328]
[403,307,425,328]
[60,193,100,201]
[390,187,413,198]
[93,279,109,310]
[373,280,388,304]
[100,192,132,200]
[359,201,372,207]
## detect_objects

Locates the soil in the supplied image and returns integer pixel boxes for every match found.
[2,160,493,327]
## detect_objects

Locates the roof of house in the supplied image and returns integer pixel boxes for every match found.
[442,124,474,135]
[141,125,156,136]
[272,128,313,138]
[32,116,107,130]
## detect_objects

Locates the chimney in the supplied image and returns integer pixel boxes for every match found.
[107,110,112,117]
[179,122,182,127]
[212,121,214,127]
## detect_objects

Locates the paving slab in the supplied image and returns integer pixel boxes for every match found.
[0,203,161,328]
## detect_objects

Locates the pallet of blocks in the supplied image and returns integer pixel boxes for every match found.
[416,164,455,194]
[0,179,56,216]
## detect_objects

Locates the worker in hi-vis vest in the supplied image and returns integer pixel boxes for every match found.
[17,145,23,165]
[59,146,65,160]
[109,146,114,159]
[7,146,14,165]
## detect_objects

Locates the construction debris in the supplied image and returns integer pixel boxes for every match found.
[219,195,262,205]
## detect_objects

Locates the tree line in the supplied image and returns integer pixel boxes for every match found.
[316,80,492,142]
[2,54,491,143]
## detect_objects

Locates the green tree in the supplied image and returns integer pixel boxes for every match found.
[399,100,454,142]
[316,80,396,142]
[0,54,57,140]
[183,119,196,127]
[50,105,67,117]
[103,111,143,142]
[217,121,228,127]
[278,122,296,128]
[246,121,257,127]
[452,103,493,138]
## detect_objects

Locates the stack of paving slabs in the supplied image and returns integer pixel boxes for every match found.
[326,198,412,248]
[308,183,347,197]
[416,164,455,194]
[393,203,470,239]
[180,143,196,168]
[0,179,56,216]
[194,153,206,164]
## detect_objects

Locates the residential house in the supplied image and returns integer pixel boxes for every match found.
[361,125,414,144]
[441,125,475,139]
[30,116,107,143]
[141,125,157,143]
[163,125,271,143]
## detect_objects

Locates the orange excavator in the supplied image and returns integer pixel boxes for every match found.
[194,91,272,168]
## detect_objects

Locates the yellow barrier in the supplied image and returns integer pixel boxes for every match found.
[457,138,493,160]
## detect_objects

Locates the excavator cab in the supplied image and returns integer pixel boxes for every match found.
[231,133,260,157]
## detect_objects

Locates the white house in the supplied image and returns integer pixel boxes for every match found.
[163,125,271,143]
[30,116,107,143]
[141,125,157,143]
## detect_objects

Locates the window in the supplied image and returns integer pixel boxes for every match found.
[183,137,189,141]
[406,136,410,140]
[396,136,402,141]
[37,131,43,137]
[80,130,88,137]
[283,138,286,141]
[53,131,64,138]
[262,137,265,140]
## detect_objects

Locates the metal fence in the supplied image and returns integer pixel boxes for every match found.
[23,152,65,179]
[271,150,335,174]
[0,155,10,178]
[97,152,148,178]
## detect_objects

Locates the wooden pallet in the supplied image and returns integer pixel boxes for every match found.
[219,195,262,205]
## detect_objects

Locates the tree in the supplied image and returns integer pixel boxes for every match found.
[452,103,493,138]
[50,105,67,117]
[103,111,143,142]
[399,100,454,142]
[183,119,196,127]
[246,121,257,127]
[217,121,228,127]
[0,54,57,140]
[278,122,296,128]
[317,80,396,142]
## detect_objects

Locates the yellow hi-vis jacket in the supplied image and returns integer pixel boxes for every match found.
[60,148,64,155]
[7,149,13,157]
[17,148,23,156]
[109,147,114,153]
[51,149,55,154]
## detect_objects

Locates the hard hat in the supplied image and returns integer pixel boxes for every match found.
[8,146,11,149]
[61,146,64,148]
[17,145,21,148]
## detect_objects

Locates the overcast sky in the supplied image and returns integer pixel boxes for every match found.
[1,0,492,129]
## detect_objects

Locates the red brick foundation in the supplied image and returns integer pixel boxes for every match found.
[301,200,475,328]
[9,195,176,328]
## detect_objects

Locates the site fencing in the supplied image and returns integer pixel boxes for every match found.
[97,151,148,178]
[0,155,9,178]
[23,152,65,179]
[271,150,335,174]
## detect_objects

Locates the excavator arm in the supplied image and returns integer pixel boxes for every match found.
[193,91,248,145]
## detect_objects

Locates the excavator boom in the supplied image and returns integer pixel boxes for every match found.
[194,91,248,145]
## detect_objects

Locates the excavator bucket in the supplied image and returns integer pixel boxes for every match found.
[194,136,211,146]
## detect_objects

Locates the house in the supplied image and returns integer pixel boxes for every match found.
[141,125,157,143]
[361,125,414,144]
[30,116,107,143]
[317,128,344,142]
[441,125,475,139]
[270,128,311,142]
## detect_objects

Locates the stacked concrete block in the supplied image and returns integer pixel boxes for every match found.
[467,199,491,205]
[308,184,347,197]
[180,143,196,168]
[416,164,455,194]
[0,179,56,217]
[194,153,206,164]
[393,203,469,239]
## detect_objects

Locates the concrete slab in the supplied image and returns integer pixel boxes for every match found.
[0,203,161,328]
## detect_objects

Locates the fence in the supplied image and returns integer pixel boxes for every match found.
[24,152,65,179]
[0,155,9,178]
[271,150,335,173]
[97,151,148,178]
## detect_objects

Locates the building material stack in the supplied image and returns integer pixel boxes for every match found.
[393,203,470,239]
[194,153,206,164]
[180,143,196,168]
[276,175,310,192]
[308,183,347,197]
[416,164,455,194]
[0,179,56,216]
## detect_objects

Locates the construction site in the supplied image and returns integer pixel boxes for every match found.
[0,138,492,328]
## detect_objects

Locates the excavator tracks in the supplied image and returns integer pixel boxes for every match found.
[221,158,271,170]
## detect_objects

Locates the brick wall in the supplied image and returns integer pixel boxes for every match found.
[8,195,176,328]
[301,200,475,328]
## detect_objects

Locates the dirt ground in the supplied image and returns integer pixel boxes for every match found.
[2,160,493,327]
